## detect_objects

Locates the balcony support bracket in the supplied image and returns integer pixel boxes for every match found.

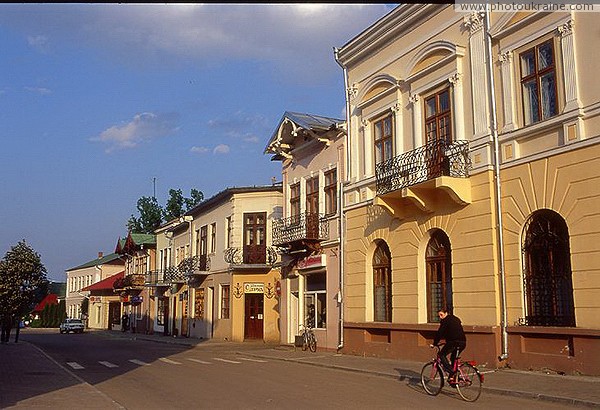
[434,176,472,205]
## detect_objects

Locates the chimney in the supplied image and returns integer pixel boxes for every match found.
[98,252,104,259]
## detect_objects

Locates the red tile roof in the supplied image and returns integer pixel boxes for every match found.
[81,271,124,292]
[32,294,58,313]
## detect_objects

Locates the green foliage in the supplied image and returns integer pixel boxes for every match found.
[41,303,50,327]
[81,298,89,316]
[58,300,66,323]
[0,240,48,319]
[127,188,204,233]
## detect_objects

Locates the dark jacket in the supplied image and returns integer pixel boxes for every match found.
[434,314,466,346]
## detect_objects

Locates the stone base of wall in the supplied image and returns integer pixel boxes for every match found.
[342,322,600,375]
[507,326,600,376]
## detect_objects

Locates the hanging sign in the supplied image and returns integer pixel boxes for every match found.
[297,254,326,270]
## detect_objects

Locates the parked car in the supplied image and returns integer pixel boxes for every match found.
[59,318,85,334]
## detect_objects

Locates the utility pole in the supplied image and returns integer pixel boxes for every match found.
[153,177,157,200]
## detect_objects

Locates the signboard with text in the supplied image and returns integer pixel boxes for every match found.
[244,283,264,294]
[297,254,326,270]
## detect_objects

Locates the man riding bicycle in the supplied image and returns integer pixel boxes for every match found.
[433,306,466,383]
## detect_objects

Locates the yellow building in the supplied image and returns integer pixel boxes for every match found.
[335,6,600,375]
[154,186,283,343]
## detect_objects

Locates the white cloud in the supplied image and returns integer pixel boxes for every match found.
[27,34,49,53]
[243,135,259,143]
[0,4,392,82]
[25,86,52,95]
[190,146,209,154]
[91,112,179,153]
[213,144,230,155]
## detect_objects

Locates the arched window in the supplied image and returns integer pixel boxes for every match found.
[522,210,575,327]
[426,230,452,322]
[373,241,392,322]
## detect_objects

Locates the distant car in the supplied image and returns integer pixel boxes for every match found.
[59,318,85,334]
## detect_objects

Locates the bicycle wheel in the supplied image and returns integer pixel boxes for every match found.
[456,363,482,402]
[308,332,317,352]
[302,333,308,351]
[421,361,444,396]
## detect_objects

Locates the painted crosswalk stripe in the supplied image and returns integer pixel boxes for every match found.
[99,361,119,368]
[159,357,181,365]
[213,358,241,364]
[67,362,84,370]
[187,358,212,365]
[239,357,267,363]
[129,359,150,366]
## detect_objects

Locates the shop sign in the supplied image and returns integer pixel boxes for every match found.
[244,283,264,294]
[89,296,100,303]
[297,254,326,270]
[131,295,143,304]
[120,295,130,303]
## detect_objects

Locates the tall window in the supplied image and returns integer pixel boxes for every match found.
[374,113,394,164]
[373,241,392,322]
[210,222,217,253]
[306,176,319,214]
[520,40,557,125]
[425,89,452,145]
[290,183,300,222]
[304,272,326,329]
[157,298,165,326]
[324,169,337,216]
[225,216,233,248]
[221,285,230,319]
[426,230,452,323]
[195,288,205,319]
[522,210,575,327]
[200,225,208,256]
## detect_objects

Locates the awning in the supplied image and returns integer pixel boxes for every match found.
[82,271,124,291]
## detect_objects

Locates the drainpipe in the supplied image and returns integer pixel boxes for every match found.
[334,47,350,351]
[483,11,509,361]
[181,215,193,338]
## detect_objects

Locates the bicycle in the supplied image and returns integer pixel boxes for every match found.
[299,323,317,352]
[420,344,483,402]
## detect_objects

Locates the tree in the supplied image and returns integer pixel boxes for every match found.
[127,196,163,234]
[127,188,204,232]
[0,241,48,320]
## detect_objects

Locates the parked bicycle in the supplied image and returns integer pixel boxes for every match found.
[421,344,483,402]
[299,323,317,352]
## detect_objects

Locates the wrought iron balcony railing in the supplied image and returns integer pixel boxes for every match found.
[224,246,278,265]
[163,265,186,283]
[114,273,146,290]
[178,255,210,276]
[272,212,329,246]
[375,139,470,196]
[145,270,167,286]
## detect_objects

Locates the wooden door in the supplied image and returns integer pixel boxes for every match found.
[244,293,264,340]
[243,212,266,264]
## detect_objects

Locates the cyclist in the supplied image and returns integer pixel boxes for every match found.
[433,306,466,383]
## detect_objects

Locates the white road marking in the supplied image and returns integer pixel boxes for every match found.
[129,359,150,366]
[99,361,119,368]
[212,358,241,364]
[187,358,212,364]
[66,362,84,370]
[159,357,181,365]
[239,357,268,363]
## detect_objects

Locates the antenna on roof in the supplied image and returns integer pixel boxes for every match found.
[153,177,157,199]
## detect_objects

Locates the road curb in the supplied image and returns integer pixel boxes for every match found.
[240,351,600,408]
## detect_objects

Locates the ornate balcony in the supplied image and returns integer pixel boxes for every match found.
[374,139,472,216]
[178,255,210,276]
[145,270,168,287]
[114,273,145,290]
[163,265,186,284]
[224,246,278,266]
[272,212,329,250]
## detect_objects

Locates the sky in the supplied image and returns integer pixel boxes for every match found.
[0,4,394,282]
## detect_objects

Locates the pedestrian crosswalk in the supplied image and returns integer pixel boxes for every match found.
[64,356,267,370]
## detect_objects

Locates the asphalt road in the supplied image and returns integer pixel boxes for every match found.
[18,330,571,409]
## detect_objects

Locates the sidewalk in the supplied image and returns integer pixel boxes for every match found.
[101,330,600,408]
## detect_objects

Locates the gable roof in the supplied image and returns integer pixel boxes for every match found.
[185,185,283,218]
[32,294,58,313]
[116,232,156,254]
[66,252,123,272]
[264,111,344,159]
[81,271,124,292]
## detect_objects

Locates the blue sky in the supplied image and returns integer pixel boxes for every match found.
[0,4,393,282]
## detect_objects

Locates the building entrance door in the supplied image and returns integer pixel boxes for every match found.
[244,293,264,340]
[108,302,121,330]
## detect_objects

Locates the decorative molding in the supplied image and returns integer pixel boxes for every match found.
[408,94,420,104]
[499,51,512,64]
[448,72,462,85]
[557,19,574,37]
[348,83,359,100]
[361,119,369,128]
[391,102,402,113]
[463,12,485,35]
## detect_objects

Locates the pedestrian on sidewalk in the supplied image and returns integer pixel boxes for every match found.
[433,306,466,382]
[14,316,22,343]
[1,314,13,344]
